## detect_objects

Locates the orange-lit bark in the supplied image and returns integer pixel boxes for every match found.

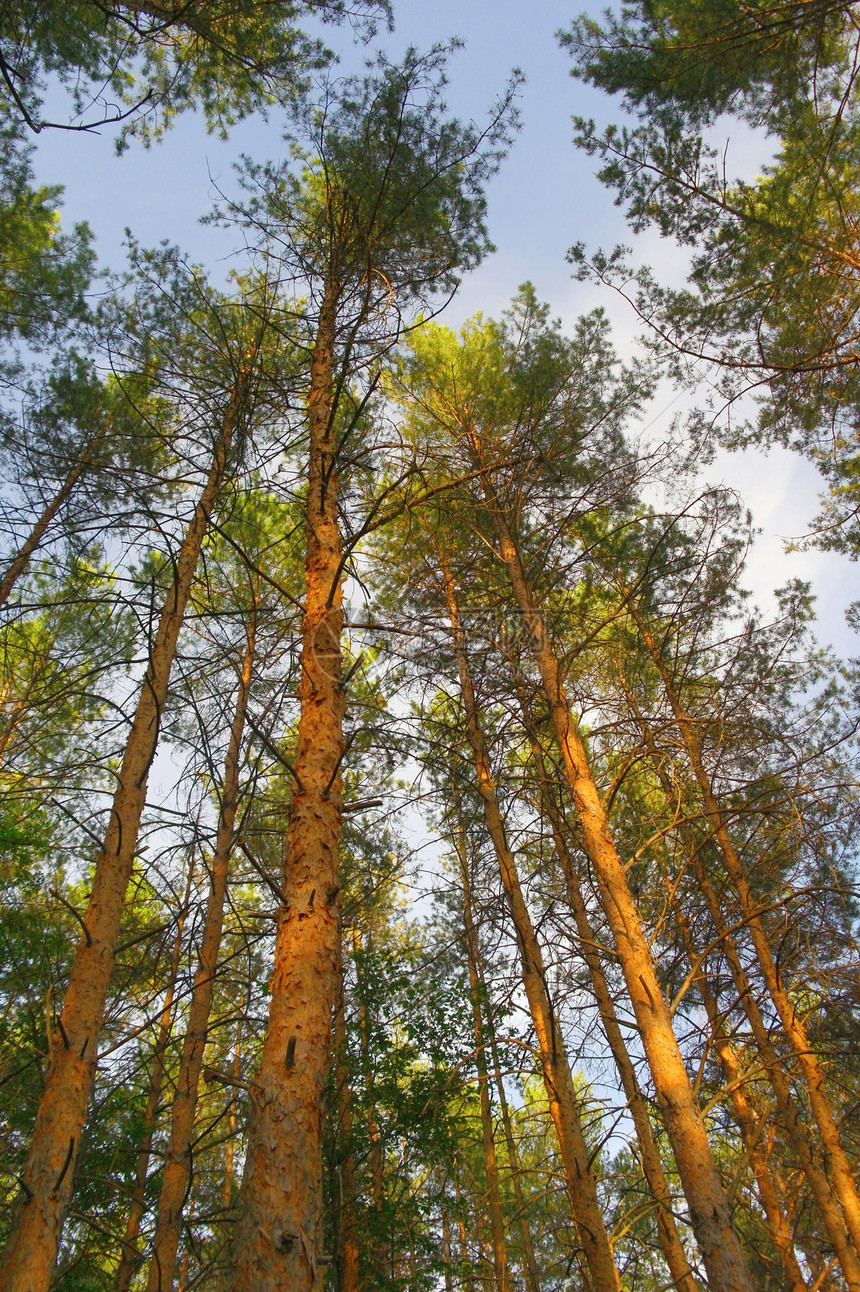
[468,453,754,1292]
[625,677,860,1290]
[231,282,345,1291]
[115,855,196,1292]
[630,606,860,1270]
[520,709,699,1292]
[675,903,808,1292]
[146,598,257,1292]
[441,561,621,1292]
[0,371,248,1292]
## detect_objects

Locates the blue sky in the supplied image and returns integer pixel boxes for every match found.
[31,0,858,654]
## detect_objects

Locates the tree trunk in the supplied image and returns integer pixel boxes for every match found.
[672,896,809,1292]
[222,1005,245,1213]
[0,431,102,611]
[452,809,511,1292]
[440,559,622,1292]
[115,852,197,1292]
[334,941,359,1292]
[518,695,700,1292]
[623,675,860,1290]
[0,370,248,1292]
[481,975,541,1292]
[353,930,384,1216]
[231,280,345,1291]
[469,451,755,1292]
[630,601,860,1260]
[146,596,257,1292]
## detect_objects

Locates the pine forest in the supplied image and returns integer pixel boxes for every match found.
[1,4,860,1291]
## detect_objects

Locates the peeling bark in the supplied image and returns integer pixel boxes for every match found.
[231,281,345,1291]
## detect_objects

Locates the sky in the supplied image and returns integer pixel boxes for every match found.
[31,0,859,657]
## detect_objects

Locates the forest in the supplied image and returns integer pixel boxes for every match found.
[0,2,858,1291]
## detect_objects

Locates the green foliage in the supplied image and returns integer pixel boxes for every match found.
[562,0,860,553]
[1,0,392,149]
[228,44,522,352]
[0,132,93,348]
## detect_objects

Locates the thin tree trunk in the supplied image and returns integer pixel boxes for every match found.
[481,978,541,1292]
[146,596,257,1292]
[441,1203,456,1292]
[334,941,359,1292]
[0,431,102,611]
[222,1006,244,1213]
[452,809,511,1292]
[468,453,755,1292]
[672,896,809,1292]
[454,1160,478,1292]
[519,698,700,1292]
[353,930,384,1216]
[0,369,249,1292]
[115,852,197,1292]
[440,559,622,1292]
[630,601,860,1258]
[232,280,345,1291]
[623,675,860,1290]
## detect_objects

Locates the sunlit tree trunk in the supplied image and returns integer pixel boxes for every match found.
[518,694,700,1292]
[232,280,345,1290]
[0,368,250,1292]
[630,602,860,1259]
[440,558,622,1292]
[624,678,860,1290]
[467,448,755,1292]
[115,853,197,1292]
[673,896,809,1292]
[146,595,257,1292]
[451,806,511,1292]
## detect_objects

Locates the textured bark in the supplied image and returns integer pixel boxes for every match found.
[146,599,256,1292]
[440,561,621,1292]
[115,855,196,1292]
[468,455,755,1292]
[626,679,860,1290]
[0,432,102,611]
[231,281,345,1291]
[452,814,511,1292]
[519,702,699,1292]
[0,373,247,1292]
[630,606,860,1270]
